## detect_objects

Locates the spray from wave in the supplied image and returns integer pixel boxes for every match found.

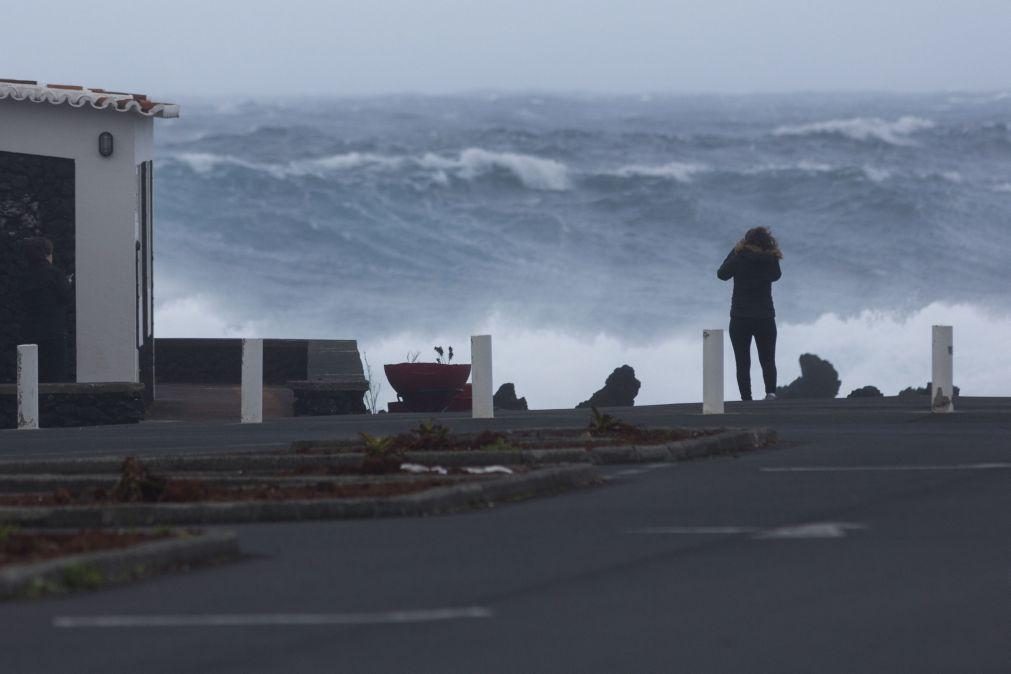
[156,295,1011,408]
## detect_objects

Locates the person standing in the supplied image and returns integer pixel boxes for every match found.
[717,227,782,401]
[20,237,72,382]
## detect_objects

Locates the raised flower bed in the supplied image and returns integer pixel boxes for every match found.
[385,346,471,413]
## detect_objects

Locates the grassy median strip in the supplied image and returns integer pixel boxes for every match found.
[0,528,238,599]
[0,421,774,529]
[0,465,602,527]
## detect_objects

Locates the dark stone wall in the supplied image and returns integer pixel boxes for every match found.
[155,339,369,416]
[0,383,144,428]
[155,338,308,385]
[0,150,76,383]
[289,382,368,416]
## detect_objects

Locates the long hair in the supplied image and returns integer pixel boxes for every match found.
[23,237,53,266]
[736,227,782,259]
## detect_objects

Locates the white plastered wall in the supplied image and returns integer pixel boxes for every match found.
[0,99,153,382]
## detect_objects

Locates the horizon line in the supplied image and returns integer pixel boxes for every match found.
[156,87,1011,103]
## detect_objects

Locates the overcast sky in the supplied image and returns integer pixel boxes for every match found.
[6,0,1011,97]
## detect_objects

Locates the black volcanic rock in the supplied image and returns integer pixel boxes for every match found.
[576,365,641,409]
[776,354,841,399]
[847,385,883,398]
[493,383,528,411]
[0,383,143,428]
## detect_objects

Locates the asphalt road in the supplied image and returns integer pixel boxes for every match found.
[1,395,1009,459]
[0,398,1008,673]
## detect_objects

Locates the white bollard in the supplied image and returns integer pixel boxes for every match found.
[471,334,494,419]
[703,329,724,415]
[241,338,263,424]
[931,325,954,413]
[17,344,39,430]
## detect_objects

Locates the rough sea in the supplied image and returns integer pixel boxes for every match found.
[153,92,1011,407]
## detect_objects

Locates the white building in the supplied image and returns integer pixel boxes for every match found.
[0,79,178,393]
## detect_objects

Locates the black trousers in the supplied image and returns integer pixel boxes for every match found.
[729,316,777,401]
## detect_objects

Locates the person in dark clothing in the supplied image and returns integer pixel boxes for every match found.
[717,227,782,401]
[20,237,72,382]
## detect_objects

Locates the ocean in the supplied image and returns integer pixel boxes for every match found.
[153,92,1011,408]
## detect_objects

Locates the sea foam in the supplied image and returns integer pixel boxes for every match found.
[220,302,1007,409]
[612,161,708,182]
[773,116,935,146]
[420,148,571,191]
[172,152,263,174]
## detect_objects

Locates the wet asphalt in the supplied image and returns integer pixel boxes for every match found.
[0,397,1008,673]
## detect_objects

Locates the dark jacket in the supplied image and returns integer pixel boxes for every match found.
[20,263,72,342]
[717,246,782,318]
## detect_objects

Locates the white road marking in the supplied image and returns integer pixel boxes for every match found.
[762,463,1011,473]
[754,522,867,539]
[53,607,493,629]
[629,522,867,539]
[614,464,674,477]
[629,526,758,535]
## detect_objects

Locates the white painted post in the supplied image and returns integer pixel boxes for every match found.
[241,338,263,424]
[17,344,39,430]
[703,329,724,415]
[931,325,954,413]
[471,334,494,419]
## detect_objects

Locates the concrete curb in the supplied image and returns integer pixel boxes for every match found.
[0,465,602,527]
[0,529,239,599]
[0,428,776,475]
[588,428,777,464]
[0,472,482,493]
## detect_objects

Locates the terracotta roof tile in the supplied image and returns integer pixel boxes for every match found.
[0,79,178,118]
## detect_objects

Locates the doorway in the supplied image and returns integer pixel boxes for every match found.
[0,150,76,382]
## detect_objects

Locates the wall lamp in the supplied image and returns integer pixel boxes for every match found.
[98,132,114,157]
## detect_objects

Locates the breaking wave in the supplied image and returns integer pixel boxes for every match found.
[168,148,571,191]
[417,148,571,191]
[773,116,936,145]
[611,161,708,182]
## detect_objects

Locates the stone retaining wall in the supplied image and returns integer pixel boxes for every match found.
[288,380,368,416]
[155,338,307,385]
[156,339,368,416]
[0,383,144,428]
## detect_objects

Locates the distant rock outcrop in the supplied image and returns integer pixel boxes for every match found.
[776,354,841,399]
[847,385,883,398]
[576,365,641,409]
[493,383,528,411]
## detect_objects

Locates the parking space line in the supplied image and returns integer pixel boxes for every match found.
[53,607,493,628]
[761,463,1011,473]
[613,464,675,478]
[629,526,758,535]
[629,522,867,539]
